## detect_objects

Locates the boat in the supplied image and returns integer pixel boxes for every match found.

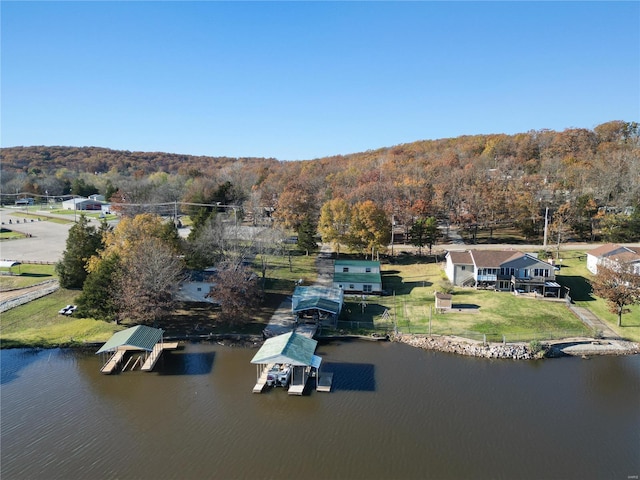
[266,364,292,388]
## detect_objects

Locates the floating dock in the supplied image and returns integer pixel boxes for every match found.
[253,363,275,393]
[141,342,179,371]
[100,350,126,374]
[317,372,333,392]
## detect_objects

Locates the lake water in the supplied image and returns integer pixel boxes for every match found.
[1,340,639,480]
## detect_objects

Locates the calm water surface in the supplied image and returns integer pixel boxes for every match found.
[1,340,639,480]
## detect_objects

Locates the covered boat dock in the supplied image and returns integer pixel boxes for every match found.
[250,331,330,395]
[96,325,178,374]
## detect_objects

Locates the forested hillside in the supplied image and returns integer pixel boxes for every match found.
[2,120,639,243]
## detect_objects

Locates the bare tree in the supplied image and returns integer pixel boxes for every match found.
[116,237,185,325]
[210,259,262,325]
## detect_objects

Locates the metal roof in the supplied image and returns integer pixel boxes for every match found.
[334,259,380,267]
[293,298,341,315]
[0,260,21,268]
[250,331,318,366]
[96,325,164,354]
[333,272,382,284]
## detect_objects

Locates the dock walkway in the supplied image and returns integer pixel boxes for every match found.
[253,363,275,393]
[100,349,126,374]
[141,342,179,372]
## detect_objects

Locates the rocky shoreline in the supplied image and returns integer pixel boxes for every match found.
[391,333,640,359]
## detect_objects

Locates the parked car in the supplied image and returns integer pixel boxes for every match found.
[58,305,77,315]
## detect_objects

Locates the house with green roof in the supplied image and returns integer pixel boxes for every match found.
[332,259,382,294]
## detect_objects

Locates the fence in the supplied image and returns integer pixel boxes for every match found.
[335,319,590,343]
[0,280,60,313]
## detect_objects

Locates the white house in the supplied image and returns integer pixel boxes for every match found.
[587,243,640,275]
[445,249,561,297]
[175,269,217,303]
[332,259,383,294]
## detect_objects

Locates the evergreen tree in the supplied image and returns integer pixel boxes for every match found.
[296,217,318,255]
[55,215,106,289]
[75,252,120,321]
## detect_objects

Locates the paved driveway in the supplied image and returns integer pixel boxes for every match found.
[0,208,74,263]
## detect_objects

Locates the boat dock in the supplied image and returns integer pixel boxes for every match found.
[100,349,126,374]
[317,372,333,392]
[141,342,179,371]
[253,363,275,393]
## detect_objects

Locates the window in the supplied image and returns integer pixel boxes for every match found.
[343,267,349,273]
[349,284,355,290]
[365,267,371,273]
[461,266,466,271]
[363,285,372,293]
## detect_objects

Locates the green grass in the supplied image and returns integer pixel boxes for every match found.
[554,252,640,342]
[0,264,57,289]
[1,289,120,348]
[338,256,591,342]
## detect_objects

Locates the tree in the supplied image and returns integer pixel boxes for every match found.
[115,237,185,325]
[56,215,107,289]
[348,201,391,258]
[210,260,262,325]
[75,252,120,321]
[296,216,318,255]
[318,198,351,255]
[590,263,640,327]
[410,217,439,255]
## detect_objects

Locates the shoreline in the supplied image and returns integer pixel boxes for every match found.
[391,333,640,359]
[5,332,639,360]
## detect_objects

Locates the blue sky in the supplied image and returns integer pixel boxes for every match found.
[2,1,638,161]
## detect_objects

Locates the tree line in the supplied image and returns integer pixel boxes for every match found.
[3,120,639,245]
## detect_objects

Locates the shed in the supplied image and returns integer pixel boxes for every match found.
[0,260,21,274]
[435,292,452,312]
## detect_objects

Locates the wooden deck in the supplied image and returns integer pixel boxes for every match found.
[288,367,310,396]
[253,363,275,393]
[317,372,333,392]
[141,342,179,372]
[100,349,126,374]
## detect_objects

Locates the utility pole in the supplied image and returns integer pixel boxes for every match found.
[543,207,549,248]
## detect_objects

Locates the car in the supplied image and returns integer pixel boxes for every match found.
[58,305,77,315]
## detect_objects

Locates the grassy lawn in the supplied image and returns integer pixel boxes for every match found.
[338,254,591,342]
[0,249,319,348]
[0,264,57,289]
[554,252,640,342]
[0,289,119,348]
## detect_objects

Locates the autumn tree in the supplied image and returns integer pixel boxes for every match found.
[348,201,391,258]
[318,198,351,255]
[273,180,318,231]
[56,215,108,289]
[590,263,640,327]
[210,260,262,325]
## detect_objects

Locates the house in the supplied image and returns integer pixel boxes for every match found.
[445,249,561,297]
[332,259,382,294]
[15,197,34,206]
[175,269,217,303]
[62,197,103,211]
[587,243,640,275]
